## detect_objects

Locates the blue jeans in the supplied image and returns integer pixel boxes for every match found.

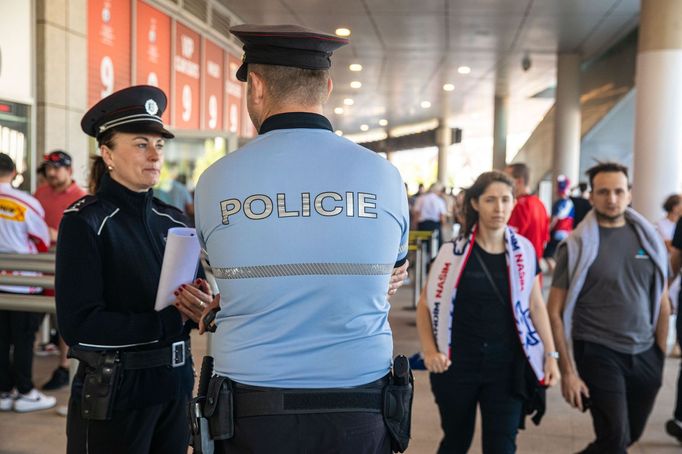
[430,343,523,454]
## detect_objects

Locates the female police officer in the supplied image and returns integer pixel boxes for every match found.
[55,85,212,453]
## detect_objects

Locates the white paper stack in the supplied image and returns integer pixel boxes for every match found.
[154,227,201,311]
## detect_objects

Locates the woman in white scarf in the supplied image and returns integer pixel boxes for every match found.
[417,171,560,453]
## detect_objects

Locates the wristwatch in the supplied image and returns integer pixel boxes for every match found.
[546,351,560,359]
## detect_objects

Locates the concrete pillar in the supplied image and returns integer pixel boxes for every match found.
[436,120,451,185]
[492,95,508,170]
[552,53,581,194]
[35,0,89,187]
[632,0,682,220]
[436,92,451,185]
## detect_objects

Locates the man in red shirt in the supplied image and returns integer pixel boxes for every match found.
[35,151,87,244]
[34,150,87,391]
[504,163,549,260]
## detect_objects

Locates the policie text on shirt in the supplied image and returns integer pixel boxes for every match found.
[220,191,378,224]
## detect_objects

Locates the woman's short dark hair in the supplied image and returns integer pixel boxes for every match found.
[663,194,681,213]
[463,171,514,235]
[97,129,117,150]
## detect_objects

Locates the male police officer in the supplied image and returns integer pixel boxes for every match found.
[194,25,410,453]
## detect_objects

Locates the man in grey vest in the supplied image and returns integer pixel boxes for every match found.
[547,162,670,454]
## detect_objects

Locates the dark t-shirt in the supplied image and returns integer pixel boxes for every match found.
[451,243,539,361]
[552,224,656,354]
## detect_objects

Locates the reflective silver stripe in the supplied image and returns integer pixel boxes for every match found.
[152,208,188,227]
[78,339,159,349]
[212,263,394,279]
[98,113,164,133]
[97,208,120,236]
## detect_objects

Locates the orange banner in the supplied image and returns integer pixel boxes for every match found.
[224,52,243,134]
[173,22,201,129]
[135,0,171,123]
[88,0,131,106]
[202,39,224,131]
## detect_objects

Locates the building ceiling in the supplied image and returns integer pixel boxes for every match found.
[220,0,639,140]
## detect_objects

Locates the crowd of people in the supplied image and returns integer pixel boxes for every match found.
[1,21,682,454]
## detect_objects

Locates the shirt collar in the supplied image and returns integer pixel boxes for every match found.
[259,112,333,135]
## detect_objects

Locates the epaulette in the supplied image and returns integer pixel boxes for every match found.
[63,195,98,214]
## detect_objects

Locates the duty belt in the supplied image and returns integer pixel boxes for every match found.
[231,375,388,418]
[71,340,189,370]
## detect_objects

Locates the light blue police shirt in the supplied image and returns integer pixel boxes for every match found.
[194,113,409,388]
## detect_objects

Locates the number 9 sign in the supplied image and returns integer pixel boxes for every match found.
[100,56,114,98]
[147,72,159,87]
[208,95,218,129]
[182,84,192,122]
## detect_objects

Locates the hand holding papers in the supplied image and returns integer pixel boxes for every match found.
[154,227,201,311]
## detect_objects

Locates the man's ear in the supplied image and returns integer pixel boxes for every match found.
[248,71,265,105]
[326,77,333,99]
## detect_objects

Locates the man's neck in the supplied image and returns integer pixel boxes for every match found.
[261,104,324,122]
[516,186,530,197]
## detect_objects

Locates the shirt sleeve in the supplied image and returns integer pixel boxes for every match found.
[672,218,682,249]
[551,244,570,289]
[24,200,50,252]
[55,214,182,347]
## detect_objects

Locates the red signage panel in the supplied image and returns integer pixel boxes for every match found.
[173,22,201,129]
[88,0,131,106]
[136,1,171,123]
[224,53,243,134]
[202,39,224,131]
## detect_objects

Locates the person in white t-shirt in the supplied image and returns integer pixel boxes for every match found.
[0,153,56,413]
[656,194,682,251]
[414,182,448,249]
[656,194,682,361]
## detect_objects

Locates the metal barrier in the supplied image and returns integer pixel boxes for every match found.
[408,230,439,309]
[0,253,56,313]
[0,252,213,361]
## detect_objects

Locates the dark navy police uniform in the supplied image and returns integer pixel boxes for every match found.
[56,86,195,454]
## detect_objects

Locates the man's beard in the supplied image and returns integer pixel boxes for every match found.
[594,208,625,223]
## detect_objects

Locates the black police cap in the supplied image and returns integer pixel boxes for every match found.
[81,85,174,140]
[229,24,349,82]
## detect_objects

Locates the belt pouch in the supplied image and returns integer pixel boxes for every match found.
[81,352,121,421]
[203,376,234,440]
[382,375,413,453]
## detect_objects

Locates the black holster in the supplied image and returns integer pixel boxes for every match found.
[68,348,122,421]
[203,376,234,441]
[382,356,414,453]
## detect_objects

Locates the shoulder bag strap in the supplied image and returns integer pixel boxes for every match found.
[472,247,508,308]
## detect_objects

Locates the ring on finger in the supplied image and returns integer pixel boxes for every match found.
[199,301,207,309]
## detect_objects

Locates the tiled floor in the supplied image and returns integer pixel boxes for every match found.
[1,287,681,453]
